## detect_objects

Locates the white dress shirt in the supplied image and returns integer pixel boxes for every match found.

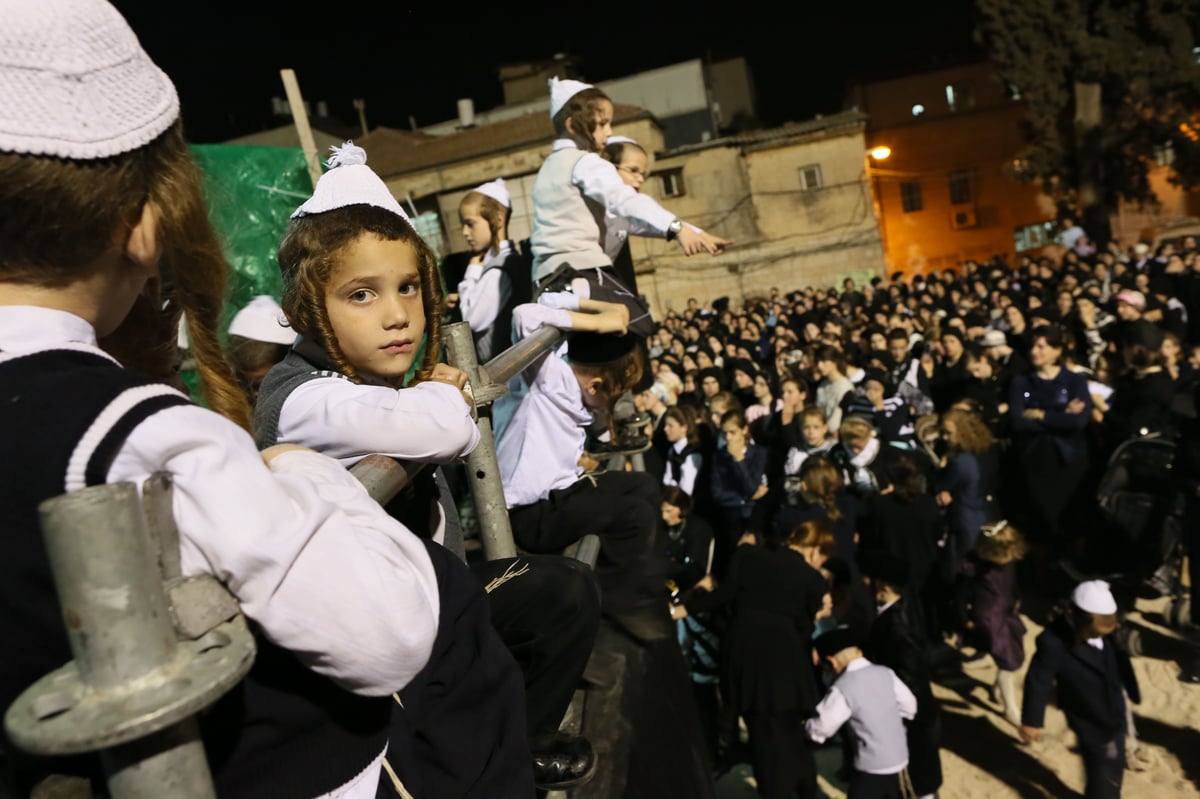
[457,241,514,351]
[495,299,593,508]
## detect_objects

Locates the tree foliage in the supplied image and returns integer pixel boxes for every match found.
[975,0,1200,214]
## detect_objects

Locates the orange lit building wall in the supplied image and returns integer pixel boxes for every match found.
[855,63,1054,276]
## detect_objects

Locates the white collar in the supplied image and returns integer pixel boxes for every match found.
[671,438,688,454]
[0,305,105,354]
[877,599,898,614]
[843,657,870,674]
[480,240,515,270]
[1086,636,1104,650]
[552,138,580,152]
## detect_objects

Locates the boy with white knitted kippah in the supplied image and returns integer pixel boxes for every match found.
[806,626,919,799]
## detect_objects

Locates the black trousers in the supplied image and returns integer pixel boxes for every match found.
[1078,733,1125,799]
[1020,440,1089,557]
[847,770,905,799]
[389,541,534,798]
[742,711,817,799]
[508,471,666,616]
[473,555,601,739]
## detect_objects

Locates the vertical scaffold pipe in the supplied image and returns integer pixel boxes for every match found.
[442,321,518,561]
[38,483,216,799]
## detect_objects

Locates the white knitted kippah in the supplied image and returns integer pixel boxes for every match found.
[291,142,412,223]
[1072,580,1118,615]
[548,76,594,119]
[0,0,179,159]
[606,135,639,146]
[471,177,510,208]
[228,295,296,346]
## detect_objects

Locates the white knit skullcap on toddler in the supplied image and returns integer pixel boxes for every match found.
[291,142,411,223]
[1072,580,1118,615]
[0,0,179,159]
[549,76,595,119]
[606,135,639,146]
[471,178,511,208]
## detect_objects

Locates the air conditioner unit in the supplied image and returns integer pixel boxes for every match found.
[951,208,978,229]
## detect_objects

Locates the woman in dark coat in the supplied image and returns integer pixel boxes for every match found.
[682,521,833,799]
[1008,325,1093,570]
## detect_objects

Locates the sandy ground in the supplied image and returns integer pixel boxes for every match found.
[932,594,1200,799]
[717,594,1200,798]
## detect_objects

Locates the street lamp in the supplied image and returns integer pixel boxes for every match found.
[864,146,891,271]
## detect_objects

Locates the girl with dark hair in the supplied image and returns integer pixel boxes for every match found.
[813,344,854,432]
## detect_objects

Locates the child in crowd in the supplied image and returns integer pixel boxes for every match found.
[962,520,1028,725]
[709,409,768,571]
[529,77,730,338]
[858,550,943,799]
[0,5,442,796]
[807,626,919,799]
[455,177,520,362]
[253,143,601,793]
[661,405,703,496]
[497,291,672,642]
[224,294,295,404]
[1021,580,1140,799]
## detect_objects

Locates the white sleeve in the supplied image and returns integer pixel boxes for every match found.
[107,404,440,696]
[458,265,511,335]
[511,303,575,389]
[893,672,918,721]
[572,153,676,235]
[276,377,479,466]
[805,686,852,743]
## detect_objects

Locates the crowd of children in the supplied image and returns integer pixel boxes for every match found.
[1,2,1195,798]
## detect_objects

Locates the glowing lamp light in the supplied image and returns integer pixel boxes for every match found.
[869,146,892,161]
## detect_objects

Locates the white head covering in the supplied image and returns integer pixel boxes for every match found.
[291,142,411,222]
[471,178,510,209]
[229,295,296,345]
[1072,580,1118,615]
[549,76,595,119]
[606,135,639,146]
[0,0,180,159]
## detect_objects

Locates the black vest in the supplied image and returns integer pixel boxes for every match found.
[0,349,392,798]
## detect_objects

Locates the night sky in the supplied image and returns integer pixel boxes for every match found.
[114,1,982,144]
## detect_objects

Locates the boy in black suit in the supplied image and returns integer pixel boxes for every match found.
[1021,580,1140,799]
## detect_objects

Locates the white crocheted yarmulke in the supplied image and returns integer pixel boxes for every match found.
[548,76,594,119]
[228,295,296,346]
[0,0,179,159]
[471,177,510,208]
[291,142,412,223]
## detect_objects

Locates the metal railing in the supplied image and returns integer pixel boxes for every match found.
[3,320,589,799]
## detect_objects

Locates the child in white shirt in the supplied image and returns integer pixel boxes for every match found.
[807,627,918,799]
[455,177,519,362]
[498,292,672,641]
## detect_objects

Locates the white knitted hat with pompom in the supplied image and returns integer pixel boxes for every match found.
[291,142,411,223]
[0,0,179,159]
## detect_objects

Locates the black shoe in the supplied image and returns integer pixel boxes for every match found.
[1180,655,1200,684]
[617,412,651,428]
[531,733,596,791]
[533,263,581,300]
[586,431,650,458]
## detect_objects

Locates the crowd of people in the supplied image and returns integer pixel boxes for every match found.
[2,1,1197,798]
[621,238,1200,797]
